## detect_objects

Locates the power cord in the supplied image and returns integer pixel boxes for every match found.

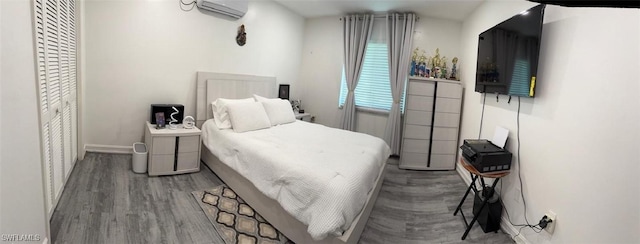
[514,224,543,240]
[516,96,534,226]
[477,94,543,238]
[538,215,553,229]
[494,96,543,240]
[478,92,487,139]
[179,0,197,11]
[500,181,542,232]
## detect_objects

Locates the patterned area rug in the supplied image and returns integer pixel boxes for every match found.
[192,185,293,244]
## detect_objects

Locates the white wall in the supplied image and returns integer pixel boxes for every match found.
[412,17,462,76]
[0,0,49,242]
[1,0,4,235]
[297,16,342,128]
[298,15,461,138]
[83,0,305,148]
[459,2,640,243]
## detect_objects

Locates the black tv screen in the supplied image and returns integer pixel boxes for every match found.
[475,4,545,97]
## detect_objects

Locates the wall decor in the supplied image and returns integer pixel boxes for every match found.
[155,112,165,129]
[411,48,459,80]
[290,99,301,112]
[410,48,430,78]
[169,106,180,130]
[428,48,446,79]
[450,57,459,80]
[183,116,196,129]
[278,84,290,100]
[426,48,456,79]
[410,48,418,76]
[236,24,246,46]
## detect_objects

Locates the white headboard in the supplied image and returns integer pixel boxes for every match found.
[196,72,277,127]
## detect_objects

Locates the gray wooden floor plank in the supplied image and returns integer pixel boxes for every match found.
[51,153,225,244]
[359,158,513,244]
[52,153,513,244]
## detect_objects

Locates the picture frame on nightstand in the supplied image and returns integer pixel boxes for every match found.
[278,84,290,100]
[155,112,165,129]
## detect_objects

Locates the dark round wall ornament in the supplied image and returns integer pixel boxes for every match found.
[236,24,246,46]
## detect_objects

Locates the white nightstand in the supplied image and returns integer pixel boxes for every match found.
[144,122,201,176]
[294,112,312,122]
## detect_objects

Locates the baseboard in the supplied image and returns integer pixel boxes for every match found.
[84,144,133,154]
[500,218,531,244]
[454,166,531,244]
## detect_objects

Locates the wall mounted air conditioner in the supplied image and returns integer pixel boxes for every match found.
[196,0,248,19]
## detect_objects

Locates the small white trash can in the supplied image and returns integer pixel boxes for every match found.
[132,142,148,173]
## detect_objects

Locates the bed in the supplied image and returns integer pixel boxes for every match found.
[195,72,390,244]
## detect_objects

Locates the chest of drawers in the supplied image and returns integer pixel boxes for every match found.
[144,122,201,176]
[400,78,463,170]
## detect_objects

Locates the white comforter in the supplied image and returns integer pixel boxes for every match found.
[201,119,390,240]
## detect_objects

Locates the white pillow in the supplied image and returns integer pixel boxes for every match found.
[261,99,296,126]
[252,94,270,102]
[211,98,254,129]
[226,102,272,133]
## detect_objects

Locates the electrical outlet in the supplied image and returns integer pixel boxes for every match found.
[544,211,557,234]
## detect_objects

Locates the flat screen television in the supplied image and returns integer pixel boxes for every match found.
[475,4,546,97]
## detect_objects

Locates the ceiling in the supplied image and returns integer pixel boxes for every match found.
[273,0,486,21]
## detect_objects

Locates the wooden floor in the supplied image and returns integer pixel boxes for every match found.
[50,153,225,244]
[51,153,513,244]
[360,159,513,244]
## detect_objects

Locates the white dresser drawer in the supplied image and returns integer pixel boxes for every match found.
[177,152,199,171]
[429,154,456,170]
[399,152,428,169]
[408,81,435,96]
[400,152,456,170]
[402,139,430,153]
[178,136,200,153]
[405,110,432,126]
[403,124,431,140]
[149,154,174,174]
[432,127,458,141]
[406,95,434,111]
[400,79,461,171]
[145,121,202,176]
[151,137,176,155]
[436,82,462,99]
[435,97,462,113]
[431,140,458,155]
[433,112,460,127]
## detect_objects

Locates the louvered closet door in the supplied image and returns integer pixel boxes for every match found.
[33,0,78,216]
[46,0,65,210]
[68,0,78,162]
[34,0,53,214]
[58,0,78,178]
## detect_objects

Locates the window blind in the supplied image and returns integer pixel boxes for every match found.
[508,59,531,96]
[338,43,405,112]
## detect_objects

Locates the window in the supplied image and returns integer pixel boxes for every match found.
[338,43,406,112]
[339,43,395,111]
[508,59,530,96]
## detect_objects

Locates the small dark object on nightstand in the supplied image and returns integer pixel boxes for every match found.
[298,109,304,113]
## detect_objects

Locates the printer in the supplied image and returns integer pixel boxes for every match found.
[460,139,512,173]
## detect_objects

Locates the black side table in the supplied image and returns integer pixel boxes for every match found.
[454,158,510,240]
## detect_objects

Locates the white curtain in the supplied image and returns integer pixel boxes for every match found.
[340,14,374,131]
[384,13,415,154]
